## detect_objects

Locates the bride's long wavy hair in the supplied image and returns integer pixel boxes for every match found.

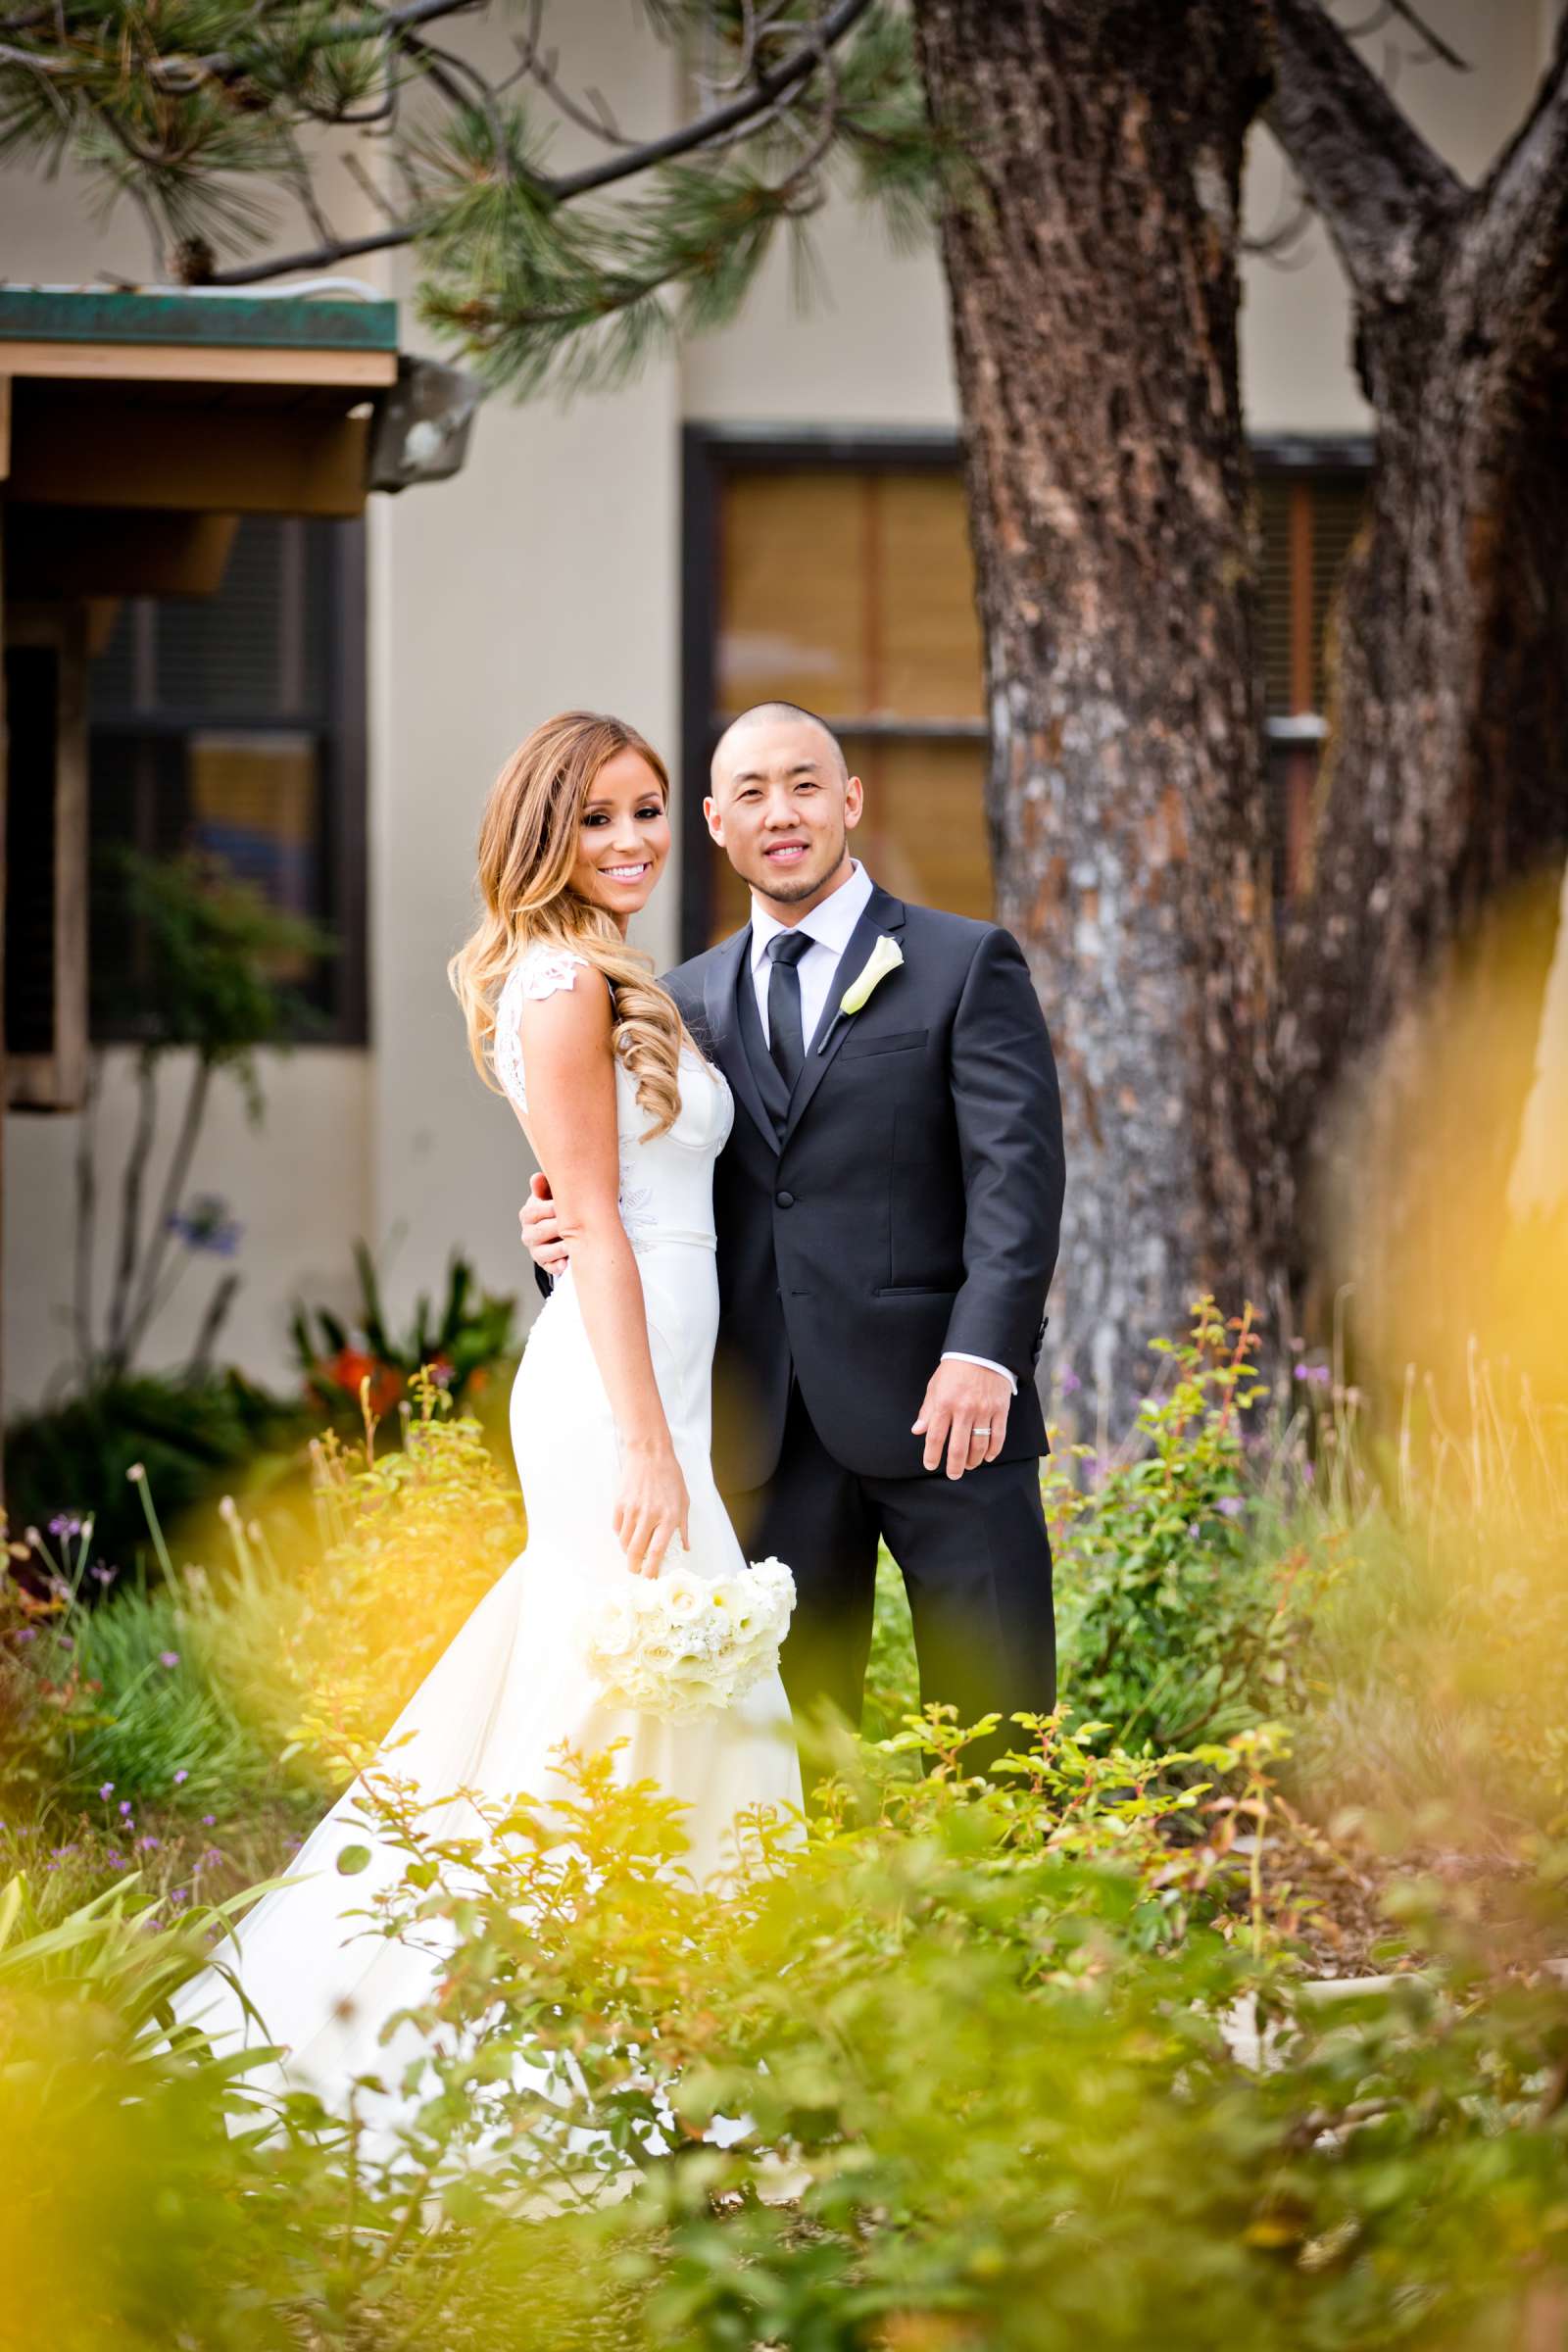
[449,710,690,1138]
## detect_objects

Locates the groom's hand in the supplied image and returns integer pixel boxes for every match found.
[518,1172,570,1273]
[912,1360,1012,1480]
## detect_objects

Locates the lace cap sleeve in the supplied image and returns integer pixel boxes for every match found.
[493,944,592,1112]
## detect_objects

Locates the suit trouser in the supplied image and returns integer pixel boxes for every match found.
[726,1379,1056,1771]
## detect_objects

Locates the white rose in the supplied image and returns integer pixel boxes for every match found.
[591,1594,637,1657]
[662,1570,705,1621]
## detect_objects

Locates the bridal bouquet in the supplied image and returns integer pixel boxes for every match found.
[580,1556,796,1724]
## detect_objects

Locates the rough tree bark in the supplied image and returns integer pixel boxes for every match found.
[1268,1,1568,1171]
[910,0,1288,1438]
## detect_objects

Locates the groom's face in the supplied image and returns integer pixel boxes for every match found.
[705,716,864,919]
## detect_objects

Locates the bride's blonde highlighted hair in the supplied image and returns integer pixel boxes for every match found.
[448,710,689,1137]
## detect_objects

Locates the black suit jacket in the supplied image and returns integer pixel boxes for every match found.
[666,883,1065,1492]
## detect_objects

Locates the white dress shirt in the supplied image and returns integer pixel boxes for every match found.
[748,856,875,1050]
[747,861,1015,1399]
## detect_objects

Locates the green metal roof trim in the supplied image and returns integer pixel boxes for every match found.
[0,287,398,351]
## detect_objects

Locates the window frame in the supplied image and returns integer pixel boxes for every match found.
[4,602,89,1112]
[85,514,369,1048]
[680,423,1375,959]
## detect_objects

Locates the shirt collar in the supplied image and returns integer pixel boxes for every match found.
[749,858,874,971]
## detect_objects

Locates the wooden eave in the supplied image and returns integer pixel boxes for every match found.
[0,287,404,582]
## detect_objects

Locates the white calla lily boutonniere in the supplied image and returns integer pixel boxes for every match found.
[839,934,905,1019]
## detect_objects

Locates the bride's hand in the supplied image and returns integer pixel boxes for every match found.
[612,1439,690,1578]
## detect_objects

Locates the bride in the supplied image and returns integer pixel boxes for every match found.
[166,710,803,2148]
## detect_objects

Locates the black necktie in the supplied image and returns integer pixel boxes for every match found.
[765,930,812,1094]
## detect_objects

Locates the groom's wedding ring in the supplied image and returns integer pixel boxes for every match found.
[972,1425,992,1438]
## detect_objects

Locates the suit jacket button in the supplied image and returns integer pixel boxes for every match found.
[775,1189,794,1208]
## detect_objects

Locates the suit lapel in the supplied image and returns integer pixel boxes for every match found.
[702,925,779,1153]
[781,884,907,1148]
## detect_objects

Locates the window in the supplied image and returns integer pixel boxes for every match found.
[1255,456,1370,901]
[682,430,1371,955]
[86,514,368,1043]
[4,607,88,1110]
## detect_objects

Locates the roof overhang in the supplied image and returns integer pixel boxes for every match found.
[0,285,477,595]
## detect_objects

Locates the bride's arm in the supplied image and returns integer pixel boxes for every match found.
[515,973,689,1578]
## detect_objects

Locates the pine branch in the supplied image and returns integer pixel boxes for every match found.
[203,0,877,282]
[1263,0,1463,305]
[552,0,874,200]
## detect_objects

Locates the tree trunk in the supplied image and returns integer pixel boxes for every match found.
[1267,0,1568,1327]
[911,0,1289,1440]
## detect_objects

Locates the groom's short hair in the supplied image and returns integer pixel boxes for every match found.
[712,701,850,785]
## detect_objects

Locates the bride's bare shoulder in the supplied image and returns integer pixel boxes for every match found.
[496,945,612,1115]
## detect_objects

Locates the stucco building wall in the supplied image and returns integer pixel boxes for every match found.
[2,0,1555,1408]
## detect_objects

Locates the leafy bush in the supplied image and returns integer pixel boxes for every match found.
[290,1240,518,1432]
[4,1370,307,1583]
[2,1378,523,1873]
[1051,1298,1331,1755]
[114,1372,526,1806]
[5,1718,1567,2350]
[0,1556,273,1824]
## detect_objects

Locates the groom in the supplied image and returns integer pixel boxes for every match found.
[526,703,1065,1766]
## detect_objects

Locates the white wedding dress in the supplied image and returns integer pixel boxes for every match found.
[166,942,803,2152]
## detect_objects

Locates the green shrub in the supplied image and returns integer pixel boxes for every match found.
[1051,1298,1330,1755]
[5,1370,307,1581]
[290,1239,519,1434]
[5,1571,273,1820]
[6,1717,1566,2350]
[2,1378,523,1874]
[211,1370,526,1781]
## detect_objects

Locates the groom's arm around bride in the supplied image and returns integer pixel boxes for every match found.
[522,700,1066,1765]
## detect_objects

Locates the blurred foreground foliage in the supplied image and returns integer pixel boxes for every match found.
[4,1369,310,1594]
[3,1722,1568,2351]
[3,1305,1567,2345]
[2,1374,521,1843]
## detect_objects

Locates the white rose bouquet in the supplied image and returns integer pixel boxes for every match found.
[580,1556,796,1724]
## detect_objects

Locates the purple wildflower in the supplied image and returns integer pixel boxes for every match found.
[90,1564,118,1586]
[14,1628,34,1642]
[1058,1367,1082,1395]
[166,1193,243,1258]
[172,1768,189,1786]
[1216,1495,1245,1519]
[201,1814,217,1827]
[135,1835,160,1851]
[119,1799,133,1818]
[159,1649,180,1669]
[1301,1461,1316,1487]
[48,1513,83,1540]
[99,1782,115,1800]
